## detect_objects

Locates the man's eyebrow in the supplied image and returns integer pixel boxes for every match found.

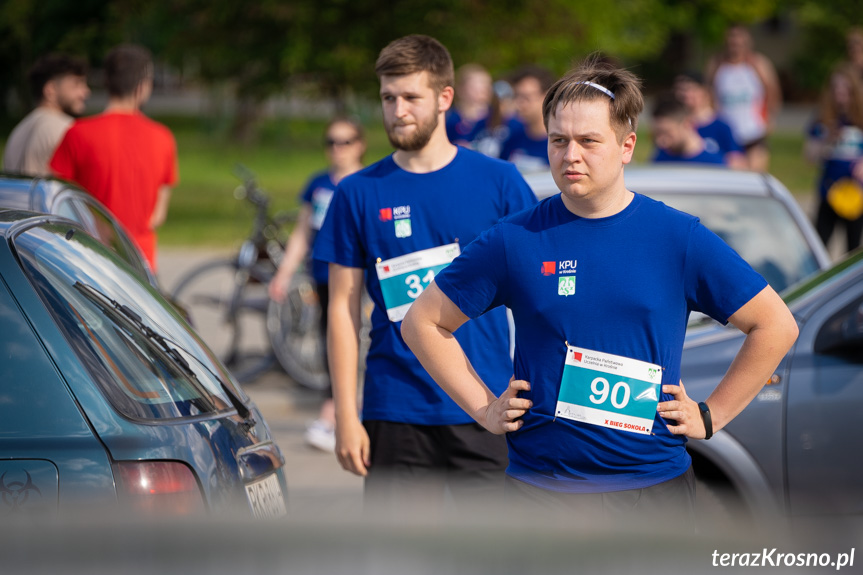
[548,130,604,139]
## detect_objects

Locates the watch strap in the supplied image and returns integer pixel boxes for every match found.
[698,401,713,440]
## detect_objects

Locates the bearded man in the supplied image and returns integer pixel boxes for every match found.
[4,54,90,176]
[314,34,536,512]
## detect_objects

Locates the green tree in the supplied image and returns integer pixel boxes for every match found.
[788,0,863,92]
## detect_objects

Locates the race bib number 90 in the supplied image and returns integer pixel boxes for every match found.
[556,346,662,435]
[375,243,460,322]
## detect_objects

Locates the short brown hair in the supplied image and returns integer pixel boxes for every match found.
[651,91,689,122]
[104,44,153,98]
[542,54,643,142]
[28,53,88,101]
[375,35,454,94]
[510,64,556,93]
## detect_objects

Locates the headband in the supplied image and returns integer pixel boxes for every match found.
[575,81,615,100]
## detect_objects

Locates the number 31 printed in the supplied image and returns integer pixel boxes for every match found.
[405,270,436,299]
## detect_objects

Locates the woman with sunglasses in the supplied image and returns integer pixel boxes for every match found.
[269,117,366,451]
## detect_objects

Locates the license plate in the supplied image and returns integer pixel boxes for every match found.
[245,473,287,519]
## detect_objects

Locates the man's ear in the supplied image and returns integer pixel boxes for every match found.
[621,131,637,165]
[438,85,454,113]
[41,80,57,106]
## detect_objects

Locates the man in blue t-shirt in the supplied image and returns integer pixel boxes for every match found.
[314,34,536,508]
[499,65,556,172]
[402,57,798,521]
[651,92,726,166]
[674,71,746,169]
[445,63,492,147]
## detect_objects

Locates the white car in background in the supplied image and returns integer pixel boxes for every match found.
[524,166,831,294]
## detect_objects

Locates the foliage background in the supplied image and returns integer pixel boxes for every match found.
[1,0,859,246]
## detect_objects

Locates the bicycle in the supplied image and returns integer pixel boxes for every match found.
[171,166,289,382]
[171,166,369,389]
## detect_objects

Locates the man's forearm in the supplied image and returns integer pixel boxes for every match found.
[401,306,497,427]
[328,295,361,422]
[149,186,172,229]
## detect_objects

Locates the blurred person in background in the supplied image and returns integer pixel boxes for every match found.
[651,92,726,166]
[499,65,556,172]
[269,117,366,452]
[673,71,746,169]
[847,28,863,80]
[446,63,493,147]
[472,79,520,159]
[3,54,90,176]
[50,44,177,272]
[706,23,782,172]
[804,63,863,253]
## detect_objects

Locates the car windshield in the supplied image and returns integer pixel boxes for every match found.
[650,193,821,293]
[13,222,244,421]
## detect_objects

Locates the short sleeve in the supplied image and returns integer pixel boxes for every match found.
[300,177,317,204]
[49,129,76,180]
[313,184,365,269]
[718,122,743,153]
[434,224,508,319]
[684,220,768,324]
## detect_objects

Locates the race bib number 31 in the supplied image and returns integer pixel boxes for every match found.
[375,243,460,322]
[556,346,662,435]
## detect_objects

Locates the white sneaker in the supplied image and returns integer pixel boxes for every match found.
[304,419,336,453]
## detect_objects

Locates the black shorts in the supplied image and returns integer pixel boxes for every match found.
[363,419,508,510]
[504,466,696,528]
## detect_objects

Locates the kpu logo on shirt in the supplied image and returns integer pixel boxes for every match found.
[380,205,412,238]
[540,258,578,296]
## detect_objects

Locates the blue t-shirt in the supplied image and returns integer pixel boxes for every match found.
[500,123,550,172]
[434,193,767,492]
[314,147,537,425]
[301,171,337,284]
[697,117,743,158]
[653,147,726,165]
[446,108,489,146]
[807,119,863,199]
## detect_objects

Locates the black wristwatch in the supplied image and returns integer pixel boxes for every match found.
[698,401,713,440]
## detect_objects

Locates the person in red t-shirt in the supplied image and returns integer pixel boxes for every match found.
[50,44,178,271]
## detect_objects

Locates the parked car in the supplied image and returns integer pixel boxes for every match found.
[0,209,287,518]
[682,249,863,521]
[524,166,832,293]
[0,173,157,287]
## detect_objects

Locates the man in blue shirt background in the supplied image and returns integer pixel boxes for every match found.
[499,65,556,172]
[651,92,726,165]
[674,71,747,169]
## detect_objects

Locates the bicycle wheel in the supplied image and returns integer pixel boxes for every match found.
[172,259,270,367]
[267,272,329,390]
[267,274,374,391]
